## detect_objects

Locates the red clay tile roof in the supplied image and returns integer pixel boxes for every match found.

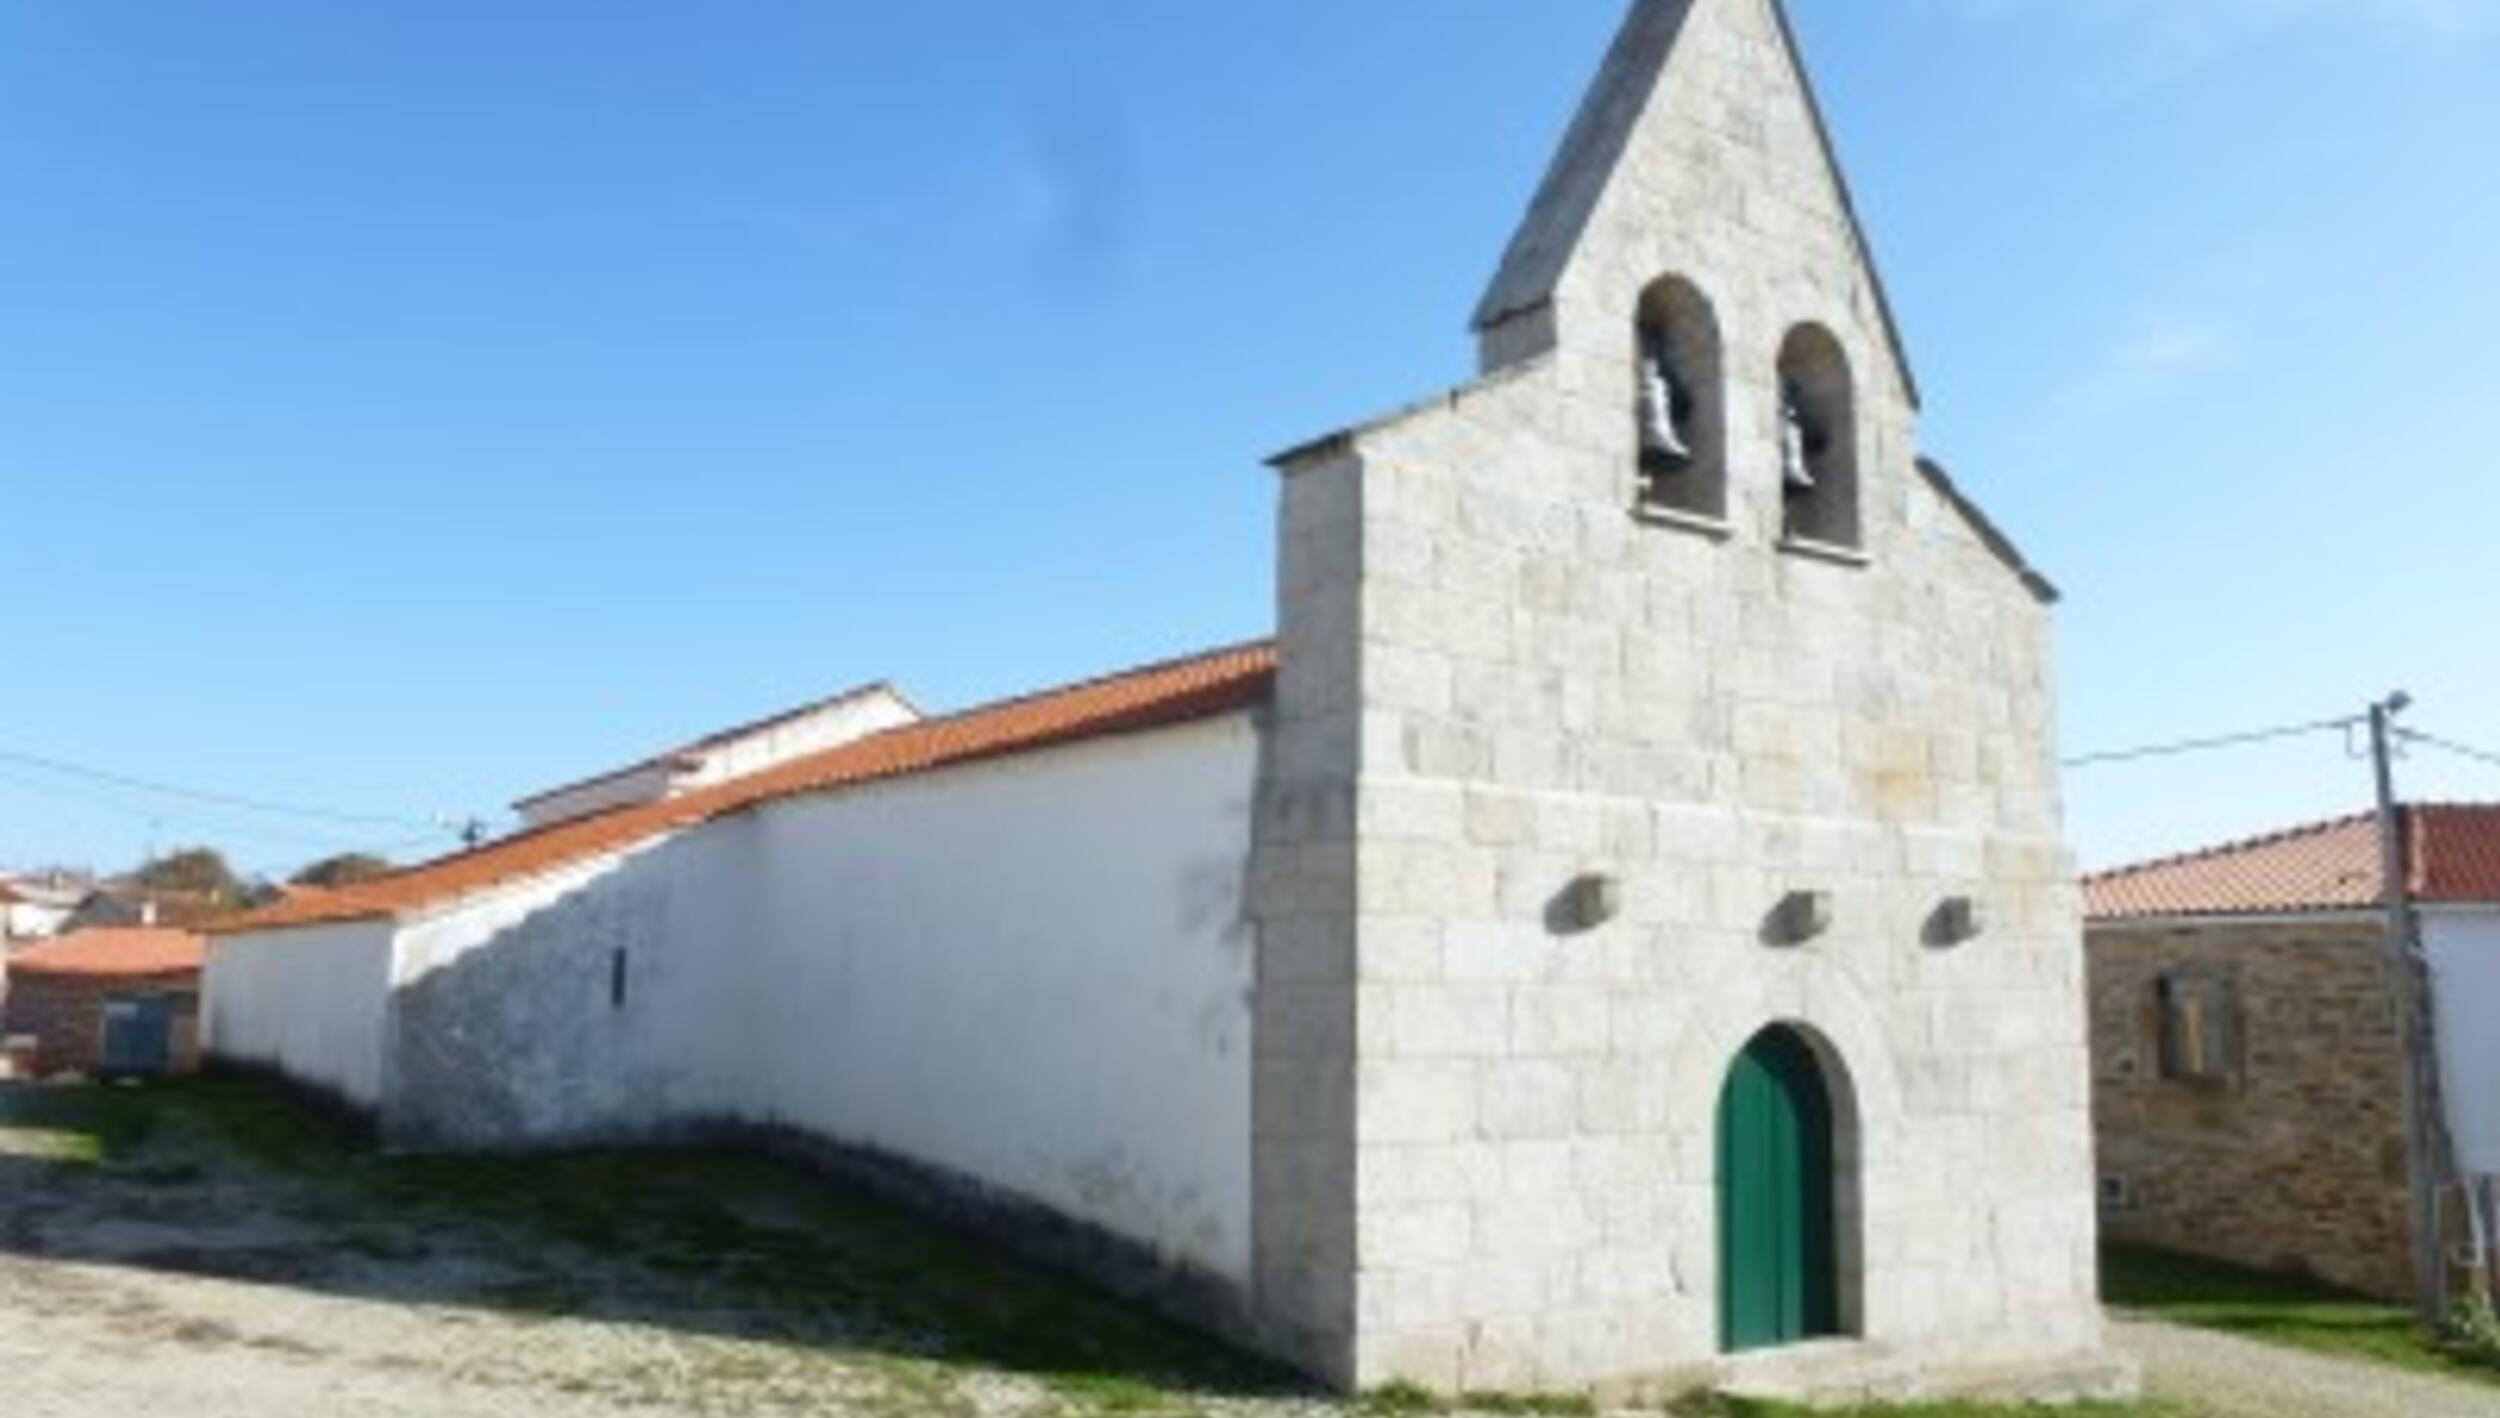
[215,640,1278,936]
[9,927,205,980]
[2085,804,2500,922]
[2410,803,2500,903]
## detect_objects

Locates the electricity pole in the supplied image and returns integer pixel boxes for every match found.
[2372,691,2447,1326]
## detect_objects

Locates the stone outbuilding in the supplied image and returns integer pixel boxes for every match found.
[2085,804,2500,1301]
[2,927,204,1078]
[206,0,2115,1398]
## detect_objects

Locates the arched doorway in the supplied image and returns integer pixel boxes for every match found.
[1717,1025,1843,1352]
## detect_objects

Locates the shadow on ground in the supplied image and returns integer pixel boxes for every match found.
[0,1076,1305,1411]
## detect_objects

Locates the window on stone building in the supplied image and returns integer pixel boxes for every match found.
[1633,276,1726,524]
[1776,324,1861,551]
[2156,971,2238,1083]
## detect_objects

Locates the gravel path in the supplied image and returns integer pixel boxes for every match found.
[0,1082,1343,1418]
[2115,1317,2500,1418]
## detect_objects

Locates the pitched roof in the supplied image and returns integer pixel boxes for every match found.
[511,681,917,811]
[2410,803,2500,903]
[1470,0,1921,407]
[66,887,229,932]
[215,640,1278,936]
[2084,804,2500,922]
[9,927,204,980]
[1916,458,2058,606]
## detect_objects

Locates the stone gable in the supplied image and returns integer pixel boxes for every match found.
[1251,0,2103,1393]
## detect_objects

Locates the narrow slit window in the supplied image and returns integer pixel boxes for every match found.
[610,948,630,1010]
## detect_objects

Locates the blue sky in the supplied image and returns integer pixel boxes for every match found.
[2,0,2495,879]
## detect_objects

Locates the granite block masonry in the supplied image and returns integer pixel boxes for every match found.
[2090,919,2417,1301]
[1250,0,2112,1392]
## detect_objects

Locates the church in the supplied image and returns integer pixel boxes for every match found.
[207,0,2117,1397]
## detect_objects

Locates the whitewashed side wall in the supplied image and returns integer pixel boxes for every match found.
[203,918,398,1107]
[4,901,74,940]
[383,829,756,1143]
[732,712,1261,1285]
[684,689,921,789]
[2427,910,2500,1174]
[515,690,922,831]
[376,712,1260,1288]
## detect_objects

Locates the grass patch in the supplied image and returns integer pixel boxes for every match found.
[2102,1242,2500,1386]
[2441,1294,2500,1376]
[1358,1385,1596,1417]
[0,1081,161,1162]
[1666,1398,2189,1418]
[361,1147,1293,1396]
[12,1077,1305,1415]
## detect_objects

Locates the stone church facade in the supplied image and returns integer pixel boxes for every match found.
[208,0,2114,1399]
[1251,0,2104,1392]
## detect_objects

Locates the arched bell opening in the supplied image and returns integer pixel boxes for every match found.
[1775,324,1860,550]
[1633,276,1727,521]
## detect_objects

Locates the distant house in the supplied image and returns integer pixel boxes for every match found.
[58,884,230,935]
[512,683,919,831]
[2085,805,2500,1299]
[1,872,88,944]
[2,927,205,1078]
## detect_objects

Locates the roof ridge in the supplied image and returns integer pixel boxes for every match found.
[215,638,1278,937]
[667,679,919,758]
[512,678,920,811]
[2084,806,2380,885]
[884,638,1275,735]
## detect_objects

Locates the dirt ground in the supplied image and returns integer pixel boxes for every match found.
[0,1078,1343,1418]
[2112,1319,2500,1418]
[6,1076,2405,1418]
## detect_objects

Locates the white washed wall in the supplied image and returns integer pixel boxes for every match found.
[3,901,73,940]
[514,689,921,831]
[684,689,920,789]
[732,712,1260,1283]
[2427,910,2500,1174]
[348,712,1258,1286]
[384,831,752,1143]
[204,917,398,1106]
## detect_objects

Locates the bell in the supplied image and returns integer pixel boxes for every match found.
[1781,396,1817,493]
[1639,349,1692,465]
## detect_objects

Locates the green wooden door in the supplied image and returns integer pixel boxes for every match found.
[1717,1026,1840,1353]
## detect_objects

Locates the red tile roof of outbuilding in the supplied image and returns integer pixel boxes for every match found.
[2409,804,2500,904]
[9,928,205,980]
[2085,804,2500,922]
[214,639,1279,936]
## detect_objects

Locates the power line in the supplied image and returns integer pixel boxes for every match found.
[2063,715,2363,770]
[0,767,452,856]
[2397,728,2500,772]
[0,744,444,830]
